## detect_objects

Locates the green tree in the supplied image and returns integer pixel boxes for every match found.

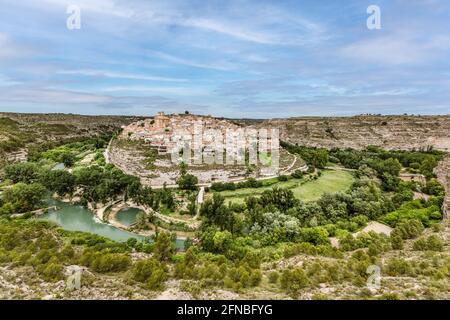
[177,173,198,191]
[1,183,47,214]
[153,232,176,262]
[60,152,75,167]
[200,193,236,231]
[259,187,297,212]
[420,156,437,178]
[4,162,41,183]
[39,170,75,196]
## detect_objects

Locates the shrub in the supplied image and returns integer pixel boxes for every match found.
[83,251,131,273]
[390,234,404,250]
[413,235,444,251]
[268,271,279,284]
[130,258,168,290]
[36,257,64,282]
[385,258,412,276]
[291,170,304,179]
[280,268,309,295]
[392,219,424,239]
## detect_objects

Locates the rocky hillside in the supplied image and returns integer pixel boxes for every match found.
[252,115,450,151]
[0,112,142,163]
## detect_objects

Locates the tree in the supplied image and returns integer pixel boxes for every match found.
[73,166,103,187]
[212,230,233,253]
[1,183,47,213]
[177,173,198,191]
[380,158,402,177]
[60,152,75,167]
[413,235,443,251]
[420,156,437,178]
[259,188,297,212]
[423,179,444,196]
[200,194,236,231]
[381,173,400,191]
[179,162,188,176]
[390,233,404,250]
[392,219,424,239]
[153,232,176,262]
[39,170,75,196]
[4,162,41,183]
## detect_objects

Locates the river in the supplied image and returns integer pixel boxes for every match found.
[39,200,185,248]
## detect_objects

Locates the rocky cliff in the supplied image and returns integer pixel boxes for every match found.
[253,115,450,151]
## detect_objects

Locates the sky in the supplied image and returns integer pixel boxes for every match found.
[0,0,449,118]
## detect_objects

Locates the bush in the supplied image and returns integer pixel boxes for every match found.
[291,170,304,179]
[382,200,441,227]
[130,258,168,290]
[385,258,412,276]
[280,268,309,295]
[36,257,64,282]
[268,271,279,284]
[277,175,288,182]
[390,234,404,250]
[81,250,131,273]
[224,265,262,291]
[392,219,424,239]
[413,235,444,251]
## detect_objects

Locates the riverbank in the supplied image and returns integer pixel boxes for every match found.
[48,195,191,242]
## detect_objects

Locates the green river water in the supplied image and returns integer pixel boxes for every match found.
[39,200,184,248]
[116,207,143,227]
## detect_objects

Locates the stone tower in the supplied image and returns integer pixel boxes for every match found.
[154,112,170,129]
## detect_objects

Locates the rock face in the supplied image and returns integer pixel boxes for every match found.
[254,115,450,151]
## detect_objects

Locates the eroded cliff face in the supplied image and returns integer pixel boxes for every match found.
[255,115,450,151]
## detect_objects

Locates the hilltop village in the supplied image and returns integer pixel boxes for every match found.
[109,112,299,186]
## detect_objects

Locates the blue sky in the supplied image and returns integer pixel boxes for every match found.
[0,0,449,118]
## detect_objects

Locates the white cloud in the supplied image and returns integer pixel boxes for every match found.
[180,18,277,45]
[149,51,236,71]
[100,85,208,96]
[0,32,35,60]
[57,69,186,82]
[0,87,110,104]
[341,33,450,65]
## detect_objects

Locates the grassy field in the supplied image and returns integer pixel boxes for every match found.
[216,169,355,204]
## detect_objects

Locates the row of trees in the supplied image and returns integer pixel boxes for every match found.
[1,160,178,214]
